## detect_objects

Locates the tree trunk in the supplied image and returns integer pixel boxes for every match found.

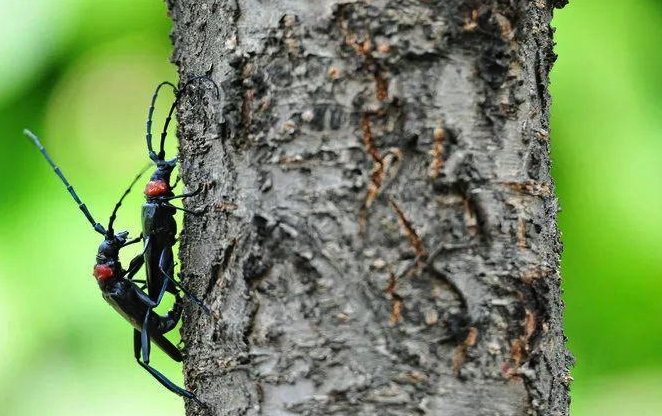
[166,1,571,415]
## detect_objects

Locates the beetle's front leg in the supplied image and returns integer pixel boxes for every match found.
[161,184,202,201]
[171,174,181,190]
[166,202,204,216]
[124,256,144,280]
[122,233,143,248]
[122,236,150,280]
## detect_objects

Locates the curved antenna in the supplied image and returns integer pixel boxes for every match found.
[107,162,153,237]
[23,129,106,235]
[157,76,220,161]
[146,81,178,162]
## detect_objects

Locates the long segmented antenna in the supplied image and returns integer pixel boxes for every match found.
[148,76,220,161]
[107,162,153,237]
[23,129,106,235]
[146,81,178,162]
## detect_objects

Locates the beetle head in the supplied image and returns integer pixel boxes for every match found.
[96,231,128,263]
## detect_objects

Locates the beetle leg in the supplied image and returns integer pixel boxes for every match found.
[124,255,144,280]
[159,249,211,315]
[161,185,202,201]
[123,236,151,280]
[166,202,203,216]
[133,330,203,405]
[122,234,143,247]
[141,312,152,364]
[157,294,184,333]
[140,272,171,363]
[171,174,181,190]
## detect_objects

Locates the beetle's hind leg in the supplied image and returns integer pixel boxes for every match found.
[132,330,203,405]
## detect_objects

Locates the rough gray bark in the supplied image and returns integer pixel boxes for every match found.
[167,1,572,415]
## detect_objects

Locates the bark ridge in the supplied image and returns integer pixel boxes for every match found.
[167,1,572,415]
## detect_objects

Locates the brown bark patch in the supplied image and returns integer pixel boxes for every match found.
[388,196,426,259]
[428,121,445,179]
[453,327,478,376]
[362,114,385,208]
[375,73,389,101]
[517,217,527,249]
[503,180,553,197]
[386,271,403,326]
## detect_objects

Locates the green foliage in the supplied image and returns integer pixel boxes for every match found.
[552,0,662,413]
[0,1,179,414]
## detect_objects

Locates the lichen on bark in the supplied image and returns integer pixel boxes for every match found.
[166,1,572,415]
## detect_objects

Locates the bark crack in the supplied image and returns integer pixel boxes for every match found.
[169,1,571,414]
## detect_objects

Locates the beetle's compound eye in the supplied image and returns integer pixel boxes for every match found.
[144,179,168,196]
[93,264,114,281]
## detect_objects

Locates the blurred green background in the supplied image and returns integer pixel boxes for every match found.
[0,0,660,414]
[0,0,181,414]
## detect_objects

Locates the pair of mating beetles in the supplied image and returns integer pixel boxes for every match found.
[24,77,218,404]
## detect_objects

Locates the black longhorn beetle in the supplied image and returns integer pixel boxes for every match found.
[138,78,218,314]
[22,129,202,403]
[140,77,218,308]
[132,76,218,402]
